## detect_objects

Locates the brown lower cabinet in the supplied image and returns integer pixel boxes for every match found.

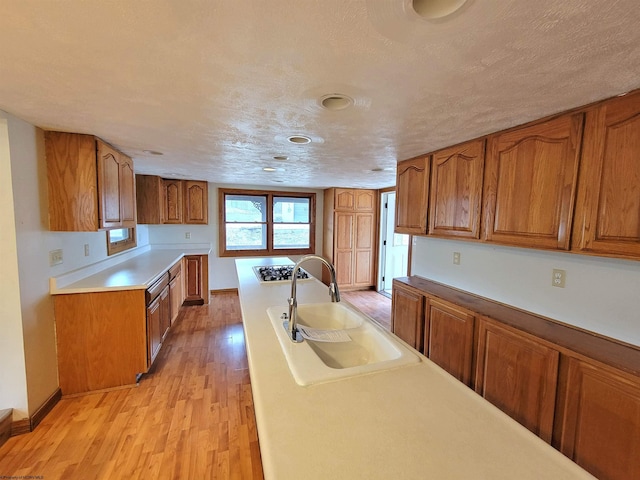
[183,254,209,305]
[169,262,183,325]
[555,357,640,479]
[391,282,424,352]
[55,259,189,395]
[391,277,640,480]
[425,297,475,387]
[475,318,559,443]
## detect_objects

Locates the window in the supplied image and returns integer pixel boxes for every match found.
[106,227,137,255]
[219,188,315,257]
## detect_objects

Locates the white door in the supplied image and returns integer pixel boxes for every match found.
[379,192,409,294]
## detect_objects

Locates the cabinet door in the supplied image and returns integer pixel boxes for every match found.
[391,283,424,352]
[147,296,162,365]
[119,154,136,228]
[159,284,170,340]
[475,318,559,442]
[355,190,376,212]
[97,141,124,229]
[555,357,640,480]
[572,91,640,258]
[184,180,208,224]
[184,255,205,305]
[429,139,485,239]
[395,156,430,234]
[353,212,375,287]
[425,297,475,386]
[334,212,354,286]
[163,179,183,224]
[335,189,355,210]
[482,113,584,250]
[169,270,183,325]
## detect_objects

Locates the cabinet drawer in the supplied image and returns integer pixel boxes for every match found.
[146,272,169,304]
[169,261,182,279]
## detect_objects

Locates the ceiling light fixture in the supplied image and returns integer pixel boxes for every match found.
[273,155,289,161]
[412,0,468,20]
[287,135,312,145]
[320,94,354,111]
[143,150,164,155]
[263,167,277,172]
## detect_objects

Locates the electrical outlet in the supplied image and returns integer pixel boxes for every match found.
[185,232,191,239]
[84,244,90,256]
[453,252,461,265]
[49,249,63,266]
[552,269,566,288]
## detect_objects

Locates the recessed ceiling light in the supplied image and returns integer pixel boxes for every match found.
[143,150,163,156]
[273,155,289,161]
[320,94,354,111]
[271,179,285,183]
[412,0,468,19]
[287,135,312,145]
[263,167,277,172]
[370,167,394,172]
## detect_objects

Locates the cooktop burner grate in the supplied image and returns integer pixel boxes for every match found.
[253,265,310,283]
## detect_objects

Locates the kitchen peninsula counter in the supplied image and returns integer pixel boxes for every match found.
[236,257,595,480]
[50,244,211,294]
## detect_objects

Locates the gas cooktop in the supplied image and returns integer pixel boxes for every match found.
[253,265,310,283]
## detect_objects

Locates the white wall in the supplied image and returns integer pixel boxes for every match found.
[411,236,640,347]
[148,183,325,289]
[0,110,150,421]
[0,118,29,420]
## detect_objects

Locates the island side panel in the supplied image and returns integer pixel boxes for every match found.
[54,290,148,395]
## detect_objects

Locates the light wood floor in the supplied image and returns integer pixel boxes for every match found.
[0,292,264,480]
[341,289,392,330]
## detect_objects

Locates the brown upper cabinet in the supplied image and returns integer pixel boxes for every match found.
[163,179,184,224]
[482,113,584,250]
[136,175,209,225]
[572,90,640,258]
[46,131,136,231]
[183,180,208,224]
[395,155,430,234]
[429,139,485,239]
[394,90,640,261]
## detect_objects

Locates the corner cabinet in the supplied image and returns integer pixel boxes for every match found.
[46,131,136,231]
[482,113,584,250]
[136,175,209,225]
[429,139,485,239]
[572,90,640,258]
[395,155,430,234]
[323,188,377,290]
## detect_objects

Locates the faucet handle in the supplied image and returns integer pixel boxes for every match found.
[280,312,289,320]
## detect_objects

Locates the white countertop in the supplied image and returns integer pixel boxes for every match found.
[50,245,211,294]
[236,257,596,480]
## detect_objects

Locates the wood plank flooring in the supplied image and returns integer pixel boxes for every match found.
[0,292,264,480]
[341,290,392,330]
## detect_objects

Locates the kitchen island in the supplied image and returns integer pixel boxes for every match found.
[236,257,595,480]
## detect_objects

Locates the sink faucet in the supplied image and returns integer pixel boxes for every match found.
[285,254,341,342]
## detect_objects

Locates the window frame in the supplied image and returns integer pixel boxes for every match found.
[106,227,137,256]
[218,188,316,257]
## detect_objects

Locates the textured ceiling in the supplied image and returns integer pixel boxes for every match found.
[1,0,639,189]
